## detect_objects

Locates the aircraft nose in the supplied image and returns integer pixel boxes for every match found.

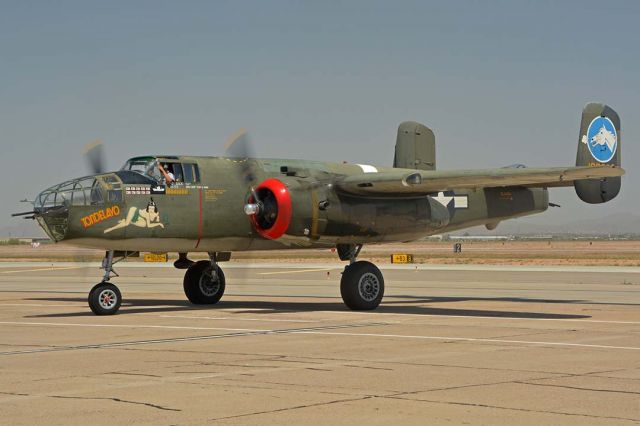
[34,187,71,242]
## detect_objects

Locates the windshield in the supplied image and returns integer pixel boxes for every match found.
[120,157,160,180]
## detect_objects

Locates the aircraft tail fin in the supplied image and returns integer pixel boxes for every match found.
[394,121,436,171]
[574,103,621,203]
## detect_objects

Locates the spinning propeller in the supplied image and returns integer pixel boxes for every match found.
[224,129,292,240]
[82,139,107,175]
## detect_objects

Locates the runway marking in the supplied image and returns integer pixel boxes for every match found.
[292,331,640,351]
[0,322,386,355]
[1,321,638,353]
[0,303,81,307]
[258,268,333,276]
[159,315,319,323]
[0,266,85,274]
[0,321,266,332]
[313,310,640,325]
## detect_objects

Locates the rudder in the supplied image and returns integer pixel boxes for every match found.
[574,103,621,203]
[394,121,436,171]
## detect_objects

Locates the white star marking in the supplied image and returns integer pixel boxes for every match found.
[433,192,453,207]
[433,192,468,209]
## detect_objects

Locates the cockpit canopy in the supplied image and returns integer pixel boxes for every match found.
[35,156,200,211]
[120,156,161,181]
[120,156,200,185]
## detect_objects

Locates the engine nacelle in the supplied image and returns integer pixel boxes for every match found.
[246,178,293,240]
[245,177,320,240]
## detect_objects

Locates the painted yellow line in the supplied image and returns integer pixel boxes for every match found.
[258,268,333,276]
[0,266,86,274]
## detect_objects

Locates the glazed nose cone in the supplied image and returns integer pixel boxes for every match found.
[34,189,70,242]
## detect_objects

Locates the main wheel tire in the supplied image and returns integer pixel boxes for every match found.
[183,260,226,304]
[88,282,122,315]
[340,261,384,310]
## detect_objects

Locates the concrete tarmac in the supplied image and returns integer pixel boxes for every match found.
[0,262,639,425]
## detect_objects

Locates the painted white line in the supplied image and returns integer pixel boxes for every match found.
[0,303,81,307]
[0,321,267,332]
[259,268,333,276]
[293,331,640,351]
[0,266,85,274]
[159,315,318,323]
[0,321,636,351]
[311,310,640,325]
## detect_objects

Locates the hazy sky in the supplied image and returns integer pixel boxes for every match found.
[1,0,639,232]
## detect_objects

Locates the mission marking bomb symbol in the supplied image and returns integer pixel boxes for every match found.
[582,116,617,163]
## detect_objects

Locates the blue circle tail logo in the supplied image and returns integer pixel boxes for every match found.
[586,116,617,163]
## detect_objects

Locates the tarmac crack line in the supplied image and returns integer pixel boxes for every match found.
[178,380,355,397]
[49,395,181,412]
[120,347,620,377]
[385,374,571,398]
[210,395,376,421]
[516,381,640,395]
[385,396,640,423]
[108,371,163,378]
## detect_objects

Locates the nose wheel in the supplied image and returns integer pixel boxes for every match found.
[87,250,126,315]
[88,282,122,315]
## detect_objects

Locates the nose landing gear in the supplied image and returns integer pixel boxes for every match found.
[88,282,122,315]
[88,250,123,315]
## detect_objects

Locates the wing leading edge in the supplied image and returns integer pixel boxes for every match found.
[335,166,624,196]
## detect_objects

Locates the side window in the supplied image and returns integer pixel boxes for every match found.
[193,164,200,182]
[89,185,103,205]
[108,190,123,203]
[169,163,184,183]
[182,163,200,183]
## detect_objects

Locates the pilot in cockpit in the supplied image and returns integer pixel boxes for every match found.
[158,163,175,187]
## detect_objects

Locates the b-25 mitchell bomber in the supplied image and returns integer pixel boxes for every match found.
[13,103,624,315]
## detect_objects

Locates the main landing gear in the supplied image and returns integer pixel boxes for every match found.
[88,250,123,315]
[183,253,226,305]
[337,244,385,310]
[85,247,379,314]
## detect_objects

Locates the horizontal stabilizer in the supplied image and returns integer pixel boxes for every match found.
[336,165,624,196]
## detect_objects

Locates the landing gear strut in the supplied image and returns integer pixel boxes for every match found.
[174,252,195,269]
[337,244,385,310]
[88,250,124,315]
[183,252,226,304]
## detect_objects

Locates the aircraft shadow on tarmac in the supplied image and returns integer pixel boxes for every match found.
[24,296,590,319]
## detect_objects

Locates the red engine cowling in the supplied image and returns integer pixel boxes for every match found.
[247,178,293,239]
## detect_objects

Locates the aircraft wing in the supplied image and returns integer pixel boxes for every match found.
[335,166,625,196]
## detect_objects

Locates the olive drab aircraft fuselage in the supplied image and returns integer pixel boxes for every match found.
[20,103,625,315]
